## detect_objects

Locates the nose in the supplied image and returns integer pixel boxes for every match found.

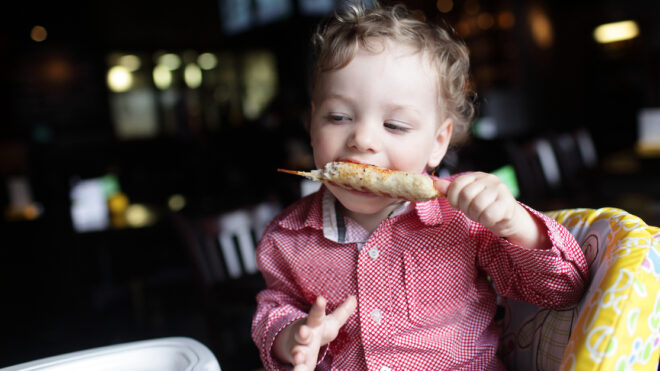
[347,121,380,153]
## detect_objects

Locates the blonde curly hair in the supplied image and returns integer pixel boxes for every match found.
[311,1,475,144]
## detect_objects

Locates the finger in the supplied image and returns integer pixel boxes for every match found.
[323,295,358,343]
[292,348,306,365]
[328,295,358,325]
[481,198,517,235]
[451,173,486,213]
[433,178,450,197]
[292,339,320,371]
[459,181,488,214]
[307,296,327,327]
[467,187,498,222]
[445,173,476,207]
[294,324,312,345]
[490,205,525,238]
[304,347,321,371]
[477,200,506,228]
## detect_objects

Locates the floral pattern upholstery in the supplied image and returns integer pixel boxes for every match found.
[497,207,660,370]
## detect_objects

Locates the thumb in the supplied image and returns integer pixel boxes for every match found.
[434,178,450,197]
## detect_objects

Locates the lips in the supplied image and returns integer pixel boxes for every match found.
[336,158,377,167]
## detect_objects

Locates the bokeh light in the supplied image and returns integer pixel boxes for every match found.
[198,53,218,70]
[118,55,141,72]
[153,64,173,90]
[594,20,639,44]
[30,25,47,42]
[158,53,182,70]
[107,66,133,92]
[184,63,203,89]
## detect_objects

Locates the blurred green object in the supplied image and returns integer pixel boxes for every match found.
[492,165,520,199]
[101,174,121,198]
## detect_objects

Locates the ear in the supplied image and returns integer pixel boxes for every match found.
[427,118,453,169]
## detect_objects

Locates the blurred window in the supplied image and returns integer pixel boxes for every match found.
[219,0,252,35]
[299,0,335,15]
[255,0,292,24]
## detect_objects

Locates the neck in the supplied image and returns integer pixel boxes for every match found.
[339,201,405,234]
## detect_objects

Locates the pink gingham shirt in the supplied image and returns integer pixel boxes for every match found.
[252,186,587,370]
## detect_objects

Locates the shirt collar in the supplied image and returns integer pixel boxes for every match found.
[277,187,325,231]
[414,199,446,226]
[277,185,446,235]
[322,189,408,244]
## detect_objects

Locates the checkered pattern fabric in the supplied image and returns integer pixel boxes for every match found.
[252,186,588,370]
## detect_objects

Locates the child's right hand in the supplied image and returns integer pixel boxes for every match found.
[274,295,357,371]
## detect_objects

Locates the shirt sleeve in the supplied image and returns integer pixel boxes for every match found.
[475,203,589,309]
[251,231,330,370]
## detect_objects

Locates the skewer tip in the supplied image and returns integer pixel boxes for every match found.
[277,168,301,175]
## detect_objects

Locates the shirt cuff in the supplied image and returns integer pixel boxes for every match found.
[263,311,331,370]
[501,203,577,273]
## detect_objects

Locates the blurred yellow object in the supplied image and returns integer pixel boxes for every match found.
[499,208,660,370]
[108,192,129,214]
[118,54,141,72]
[22,205,40,220]
[4,204,42,221]
[167,194,186,212]
[126,204,156,228]
[107,66,133,92]
[594,20,639,44]
[636,141,660,158]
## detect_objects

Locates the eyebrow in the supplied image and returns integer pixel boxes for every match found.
[320,92,353,104]
[385,103,421,114]
[322,93,422,113]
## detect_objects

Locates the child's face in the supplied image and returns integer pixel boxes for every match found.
[310,40,452,217]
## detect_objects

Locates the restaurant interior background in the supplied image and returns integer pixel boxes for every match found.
[1,0,659,369]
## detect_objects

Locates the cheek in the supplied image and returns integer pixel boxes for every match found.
[388,137,435,173]
[309,121,325,150]
[309,126,333,166]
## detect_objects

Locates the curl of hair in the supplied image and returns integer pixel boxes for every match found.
[311,2,475,144]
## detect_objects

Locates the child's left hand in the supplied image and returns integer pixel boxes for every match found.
[435,172,549,250]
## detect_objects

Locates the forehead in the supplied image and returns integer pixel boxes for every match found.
[314,40,440,107]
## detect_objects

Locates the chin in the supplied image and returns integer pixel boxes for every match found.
[329,185,395,216]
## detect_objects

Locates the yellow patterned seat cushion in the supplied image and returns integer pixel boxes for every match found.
[497,207,660,370]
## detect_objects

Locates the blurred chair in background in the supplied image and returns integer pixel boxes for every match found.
[505,128,600,210]
[505,138,562,208]
[172,201,280,371]
[550,128,600,205]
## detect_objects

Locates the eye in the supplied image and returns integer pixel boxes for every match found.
[384,121,410,132]
[326,113,351,123]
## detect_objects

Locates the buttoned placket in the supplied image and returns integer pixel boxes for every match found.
[356,219,398,370]
[318,191,410,369]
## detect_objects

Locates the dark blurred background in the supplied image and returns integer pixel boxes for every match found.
[1,0,659,370]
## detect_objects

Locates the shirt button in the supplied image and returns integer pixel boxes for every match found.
[371,309,382,324]
[368,247,379,259]
[380,367,392,371]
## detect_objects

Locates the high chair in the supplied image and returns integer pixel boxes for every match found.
[1,337,221,371]
[497,207,660,370]
[171,201,280,371]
